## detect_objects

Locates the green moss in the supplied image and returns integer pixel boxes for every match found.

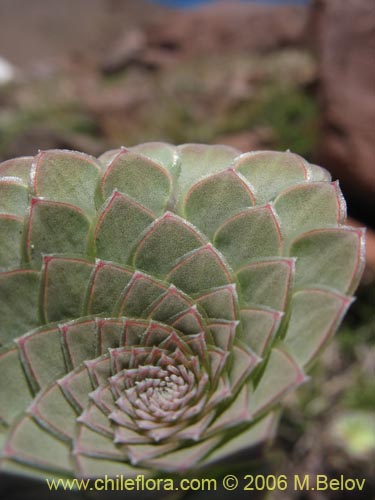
[331,411,375,457]
[105,50,319,156]
[1,49,319,159]
[0,105,98,156]
[216,85,319,158]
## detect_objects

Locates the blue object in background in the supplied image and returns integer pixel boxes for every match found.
[148,0,309,8]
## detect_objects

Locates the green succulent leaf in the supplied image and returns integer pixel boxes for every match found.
[133,212,206,277]
[284,288,353,366]
[0,347,33,425]
[84,261,133,315]
[31,150,101,217]
[129,142,178,174]
[26,198,91,267]
[93,191,155,265]
[237,258,294,310]
[233,151,309,203]
[239,308,283,357]
[0,215,24,270]
[100,150,173,216]
[0,270,40,344]
[40,257,94,323]
[0,144,364,480]
[183,169,255,239]
[0,157,33,184]
[289,227,365,293]
[175,144,240,203]
[0,178,29,217]
[16,325,66,391]
[273,181,346,239]
[214,205,282,269]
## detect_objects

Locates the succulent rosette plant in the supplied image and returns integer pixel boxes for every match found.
[0,143,365,480]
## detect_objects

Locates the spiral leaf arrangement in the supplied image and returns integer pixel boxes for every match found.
[0,143,364,479]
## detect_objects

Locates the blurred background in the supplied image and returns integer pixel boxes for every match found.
[0,0,374,498]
